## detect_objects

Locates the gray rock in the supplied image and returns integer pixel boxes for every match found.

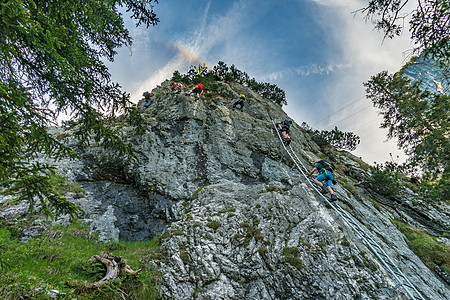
[1,80,448,299]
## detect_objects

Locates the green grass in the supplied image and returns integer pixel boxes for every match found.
[217,207,236,214]
[399,180,419,192]
[392,219,450,274]
[368,198,382,211]
[191,182,210,200]
[206,220,221,231]
[258,246,268,257]
[50,173,86,198]
[298,237,311,248]
[341,236,350,247]
[239,220,265,247]
[282,246,303,269]
[0,221,165,299]
[265,185,282,193]
[342,183,358,195]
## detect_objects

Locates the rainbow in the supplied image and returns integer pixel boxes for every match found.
[153,36,209,66]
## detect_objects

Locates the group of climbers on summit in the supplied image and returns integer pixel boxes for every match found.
[143,82,249,113]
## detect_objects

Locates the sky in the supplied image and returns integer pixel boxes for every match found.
[106,0,418,166]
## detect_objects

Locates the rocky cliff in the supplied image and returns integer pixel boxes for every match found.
[401,55,449,95]
[1,80,449,299]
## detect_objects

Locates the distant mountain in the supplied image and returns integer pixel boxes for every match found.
[401,55,449,95]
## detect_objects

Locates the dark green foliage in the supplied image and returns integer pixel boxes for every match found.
[206,220,221,231]
[191,183,209,200]
[265,185,283,193]
[341,236,350,247]
[342,183,359,195]
[360,1,449,202]
[420,172,450,203]
[171,61,288,106]
[1,164,83,220]
[0,0,159,219]
[239,219,265,247]
[365,71,449,201]
[367,166,400,198]
[258,246,268,257]
[301,123,360,151]
[126,106,147,135]
[359,251,378,272]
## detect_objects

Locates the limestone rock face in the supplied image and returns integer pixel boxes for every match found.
[1,80,449,299]
[401,55,450,94]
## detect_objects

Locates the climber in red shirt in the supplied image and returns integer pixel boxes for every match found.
[189,83,204,99]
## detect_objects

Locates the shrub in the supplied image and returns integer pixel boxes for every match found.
[206,220,221,231]
[258,246,268,256]
[172,61,288,106]
[301,123,360,151]
[367,168,400,198]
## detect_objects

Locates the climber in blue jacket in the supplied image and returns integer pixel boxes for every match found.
[232,94,246,112]
[275,119,292,145]
[143,91,154,107]
[307,160,337,201]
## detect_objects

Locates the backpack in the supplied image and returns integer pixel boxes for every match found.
[318,160,335,173]
[281,119,291,129]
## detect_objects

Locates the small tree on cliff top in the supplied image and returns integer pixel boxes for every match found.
[172,62,288,106]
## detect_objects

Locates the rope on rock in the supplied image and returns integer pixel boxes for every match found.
[270,118,425,300]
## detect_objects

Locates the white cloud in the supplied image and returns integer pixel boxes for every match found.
[131,0,257,100]
[285,0,416,163]
[261,62,351,81]
[130,55,189,101]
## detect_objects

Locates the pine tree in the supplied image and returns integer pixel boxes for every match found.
[0,0,159,219]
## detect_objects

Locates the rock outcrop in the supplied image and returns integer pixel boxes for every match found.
[1,80,449,299]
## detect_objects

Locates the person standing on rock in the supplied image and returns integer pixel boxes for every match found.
[307,160,337,201]
[189,83,204,99]
[275,119,292,145]
[232,94,246,112]
[171,82,183,94]
[143,91,154,107]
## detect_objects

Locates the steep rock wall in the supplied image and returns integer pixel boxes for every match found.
[1,80,448,299]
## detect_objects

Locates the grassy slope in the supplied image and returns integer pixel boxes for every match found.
[0,221,165,299]
[392,219,450,274]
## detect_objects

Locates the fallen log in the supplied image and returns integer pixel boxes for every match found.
[67,252,141,294]
[88,252,141,289]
